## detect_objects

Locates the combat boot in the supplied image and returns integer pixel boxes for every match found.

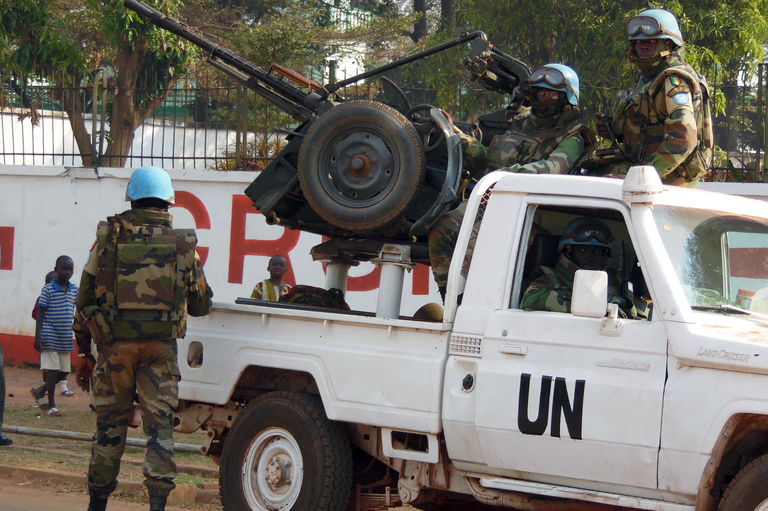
[87,495,108,511]
[149,495,167,511]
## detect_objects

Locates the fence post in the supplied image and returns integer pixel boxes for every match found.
[91,71,99,166]
[762,62,768,182]
[758,62,764,181]
[236,86,247,170]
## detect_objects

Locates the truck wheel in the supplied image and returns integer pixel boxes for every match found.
[219,391,352,511]
[298,100,425,232]
[718,454,768,511]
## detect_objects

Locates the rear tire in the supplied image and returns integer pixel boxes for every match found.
[718,453,768,511]
[219,391,352,511]
[298,100,425,232]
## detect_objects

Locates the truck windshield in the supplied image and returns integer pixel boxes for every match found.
[654,206,768,313]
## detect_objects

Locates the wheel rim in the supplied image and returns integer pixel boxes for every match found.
[756,498,768,511]
[318,125,398,208]
[243,427,304,510]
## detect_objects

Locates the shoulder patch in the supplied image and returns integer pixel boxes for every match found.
[673,92,691,105]
[669,75,680,86]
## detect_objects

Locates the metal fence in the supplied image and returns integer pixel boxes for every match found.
[2,65,767,181]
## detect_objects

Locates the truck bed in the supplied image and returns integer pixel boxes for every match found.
[179,301,451,433]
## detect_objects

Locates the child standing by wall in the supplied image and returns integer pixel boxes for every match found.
[32,255,78,416]
[32,270,75,397]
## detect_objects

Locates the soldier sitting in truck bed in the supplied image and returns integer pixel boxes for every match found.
[429,64,596,300]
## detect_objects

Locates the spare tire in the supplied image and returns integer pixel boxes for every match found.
[298,100,426,232]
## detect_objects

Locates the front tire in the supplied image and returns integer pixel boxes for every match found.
[220,391,352,510]
[718,454,768,511]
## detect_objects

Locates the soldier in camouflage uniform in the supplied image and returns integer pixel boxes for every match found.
[520,217,635,317]
[429,64,595,299]
[595,9,713,186]
[73,166,213,511]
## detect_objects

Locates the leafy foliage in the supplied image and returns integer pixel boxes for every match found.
[1,0,196,166]
[0,0,86,80]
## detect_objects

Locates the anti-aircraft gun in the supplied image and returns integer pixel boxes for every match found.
[124,0,529,263]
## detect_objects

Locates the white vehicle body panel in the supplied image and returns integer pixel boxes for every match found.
[177,170,768,508]
[180,303,450,432]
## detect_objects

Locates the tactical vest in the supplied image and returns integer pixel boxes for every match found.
[94,211,197,342]
[485,108,594,172]
[618,63,713,182]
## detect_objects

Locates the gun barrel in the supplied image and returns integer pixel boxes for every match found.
[123,0,317,120]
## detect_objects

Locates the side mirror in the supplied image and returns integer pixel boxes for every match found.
[571,270,608,318]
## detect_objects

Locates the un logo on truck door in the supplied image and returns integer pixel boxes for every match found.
[517,373,585,440]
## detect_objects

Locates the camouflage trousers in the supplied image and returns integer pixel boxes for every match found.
[428,202,467,288]
[88,339,180,499]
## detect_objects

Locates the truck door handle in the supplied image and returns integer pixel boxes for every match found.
[499,344,527,356]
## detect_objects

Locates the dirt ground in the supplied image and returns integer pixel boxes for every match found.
[2,365,223,511]
[2,365,409,511]
[4,364,91,415]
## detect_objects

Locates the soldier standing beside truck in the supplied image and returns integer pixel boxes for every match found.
[73,166,213,511]
[595,8,713,186]
[429,64,596,299]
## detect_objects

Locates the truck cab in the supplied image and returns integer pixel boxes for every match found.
[440,166,768,510]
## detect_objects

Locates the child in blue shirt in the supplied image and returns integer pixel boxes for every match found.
[32,270,75,397]
[32,255,78,416]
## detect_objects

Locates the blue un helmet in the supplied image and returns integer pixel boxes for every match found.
[557,217,613,253]
[528,63,579,106]
[125,166,175,204]
[627,9,683,48]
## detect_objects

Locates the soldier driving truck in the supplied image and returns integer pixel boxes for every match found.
[123,2,768,511]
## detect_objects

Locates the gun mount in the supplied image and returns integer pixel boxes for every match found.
[125,0,530,245]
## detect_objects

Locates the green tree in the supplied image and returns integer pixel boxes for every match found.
[0,0,195,167]
[428,0,768,135]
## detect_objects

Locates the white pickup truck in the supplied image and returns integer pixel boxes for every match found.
[175,166,768,511]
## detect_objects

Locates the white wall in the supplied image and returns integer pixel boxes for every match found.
[1,166,762,339]
[0,166,439,338]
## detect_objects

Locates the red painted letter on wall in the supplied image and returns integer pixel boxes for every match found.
[172,191,211,266]
[229,195,300,284]
[412,264,431,295]
[0,226,13,270]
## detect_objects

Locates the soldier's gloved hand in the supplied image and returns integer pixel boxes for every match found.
[76,355,95,392]
[596,114,612,139]
[556,287,572,305]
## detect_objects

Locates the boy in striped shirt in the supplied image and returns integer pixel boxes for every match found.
[32,255,77,416]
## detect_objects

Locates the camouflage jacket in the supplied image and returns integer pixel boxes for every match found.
[521,254,635,317]
[610,55,713,183]
[74,207,212,349]
[461,107,595,177]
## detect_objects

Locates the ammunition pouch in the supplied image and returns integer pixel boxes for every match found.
[79,305,114,346]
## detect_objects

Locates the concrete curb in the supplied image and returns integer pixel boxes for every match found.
[0,464,220,505]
